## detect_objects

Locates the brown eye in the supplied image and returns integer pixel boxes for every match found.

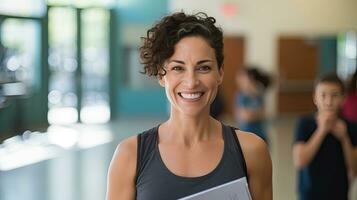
[172,66,184,71]
[197,65,211,72]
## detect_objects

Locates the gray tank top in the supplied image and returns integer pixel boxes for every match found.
[135,123,248,200]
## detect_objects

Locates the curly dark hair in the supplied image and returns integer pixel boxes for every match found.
[139,12,224,78]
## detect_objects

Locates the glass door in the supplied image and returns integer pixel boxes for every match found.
[80,8,110,124]
[47,6,110,125]
[47,7,78,124]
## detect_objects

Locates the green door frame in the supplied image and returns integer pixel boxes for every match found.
[109,8,119,120]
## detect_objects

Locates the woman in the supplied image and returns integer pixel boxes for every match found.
[234,67,271,142]
[106,12,272,200]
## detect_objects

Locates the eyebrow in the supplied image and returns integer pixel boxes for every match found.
[169,59,213,65]
[319,90,342,94]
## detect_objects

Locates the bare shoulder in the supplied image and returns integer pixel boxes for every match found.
[235,130,272,200]
[235,130,272,176]
[117,135,138,154]
[235,130,269,158]
[106,135,138,199]
[108,135,138,183]
[110,135,138,170]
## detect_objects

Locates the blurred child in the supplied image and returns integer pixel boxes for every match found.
[342,69,357,123]
[293,73,357,200]
[234,67,271,142]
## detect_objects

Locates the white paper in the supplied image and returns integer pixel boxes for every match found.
[179,177,252,200]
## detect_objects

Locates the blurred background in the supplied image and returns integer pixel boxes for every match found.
[0,0,356,200]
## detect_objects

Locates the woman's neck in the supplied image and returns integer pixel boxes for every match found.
[160,112,220,144]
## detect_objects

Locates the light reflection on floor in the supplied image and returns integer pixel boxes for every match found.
[0,116,165,200]
[48,104,110,125]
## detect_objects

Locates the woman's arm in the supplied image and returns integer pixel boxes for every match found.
[237,131,272,200]
[106,136,137,200]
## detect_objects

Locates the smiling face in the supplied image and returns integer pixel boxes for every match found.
[159,36,224,117]
[314,82,344,115]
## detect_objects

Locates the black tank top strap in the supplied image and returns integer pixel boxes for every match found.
[135,132,141,184]
[223,124,249,182]
[135,125,159,184]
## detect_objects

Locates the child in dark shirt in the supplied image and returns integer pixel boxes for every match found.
[293,73,357,200]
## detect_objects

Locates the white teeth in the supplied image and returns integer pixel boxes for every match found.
[180,92,202,99]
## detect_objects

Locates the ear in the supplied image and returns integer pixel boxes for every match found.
[312,92,317,106]
[158,77,165,87]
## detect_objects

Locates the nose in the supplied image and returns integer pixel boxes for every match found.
[183,70,199,88]
[324,95,333,106]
